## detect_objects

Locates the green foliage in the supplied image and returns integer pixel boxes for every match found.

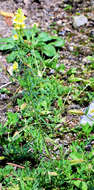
[64,4,72,11]
[0,37,15,50]
[0,147,94,190]
[0,24,94,190]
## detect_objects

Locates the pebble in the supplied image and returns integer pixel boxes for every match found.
[90,30,94,38]
[68,43,75,51]
[63,0,69,3]
[14,0,23,3]
[82,57,92,64]
[91,0,94,6]
[73,15,88,28]
[49,69,55,74]
[58,31,66,36]
[56,20,62,25]
[0,94,9,101]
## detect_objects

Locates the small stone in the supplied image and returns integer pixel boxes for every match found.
[14,0,23,3]
[91,0,94,6]
[58,31,66,36]
[68,43,74,51]
[56,63,60,68]
[0,94,9,100]
[63,0,82,3]
[90,30,94,38]
[49,69,55,74]
[56,20,62,25]
[63,0,69,3]
[69,46,74,51]
[82,57,92,64]
[73,15,88,28]
[85,144,91,151]
[73,0,83,2]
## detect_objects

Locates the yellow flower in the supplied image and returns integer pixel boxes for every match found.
[13,8,26,29]
[13,34,18,40]
[13,62,18,71]
[14,23,25,29]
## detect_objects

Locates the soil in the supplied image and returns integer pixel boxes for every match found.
[0,0,94,147]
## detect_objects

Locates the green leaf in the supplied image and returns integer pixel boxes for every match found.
[57,97,62,107]
[38,32,52,42]
[23,27,39,40]
[23,29,33,40]
[7,50,27,63]
[42,44,56,57]
[0,37,15,50]
[0,43,14,51]
[0,37,12,43]
[70,152,82,160]
[68,75,83,82]
[87,56,94,62]
[31,50,42,61]
[51,38,65,47]
[64,4,72,10]
[73,181,81,188]
[70,159,85,165]
[18,50,27,57]
[73,181,87,190]
[7,51,18,63]
[7,112,19,126]
[68,109,84,115]
[82,182,88,190]
[57,64,65,72]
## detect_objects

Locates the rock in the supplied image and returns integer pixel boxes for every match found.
[91,0,94,6]
[89,30,94,42]
[69,46,74,51]
[85,144,91,151]
[14,0,23,3]
[68,43,75,51]
[49,69,55,74]
[82,57,90,64]
[56,20,62,26]
[63,0,83,3]
[90,30,94,38]
[73,0,83,2]
[63,0,69,3]
[73,15,88,28]
[58,31,66,36]
[0,94,9,101]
